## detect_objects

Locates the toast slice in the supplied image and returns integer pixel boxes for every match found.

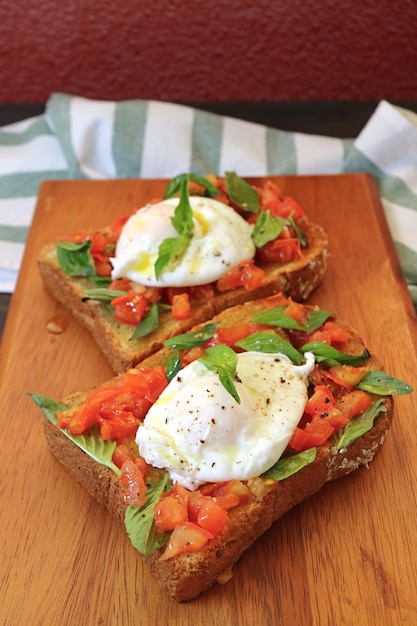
[37,176,328,374]
[33,295,411,602]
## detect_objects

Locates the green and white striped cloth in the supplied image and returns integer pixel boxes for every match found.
[1,93,416,309]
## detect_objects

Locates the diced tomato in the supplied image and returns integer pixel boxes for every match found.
[211,323,257,347]
[189,283,215,302]
[199,480,252,509]
[324,365,368,390]
[304,385,336,418]
[171,293,191,320]
[57,366,168,442]
[89,231,118,276]
[111,291,149,326]
[121,458,147,507]
[111,214,131,237]
[256,233,301,264]
[159,522,213,561]
[288,427,326,451]
[336,390,372,420]
[112,444,133,469]
[196,498,228,535]
[307,321,350,345]
[154,494,188,533]
[216,260,265,292]
[260,182,304,220]
[261,180,284,208]
[303,417,335,441]
[109,277,133,292]
[273,197,304,220]
[99,413,140,440]
[180,344,208,365]
[165,287,185,304]
[122,366,168,403]
[284,300,310,326]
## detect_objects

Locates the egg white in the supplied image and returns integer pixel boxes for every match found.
[136,351,315,490]
[110,196,255,287]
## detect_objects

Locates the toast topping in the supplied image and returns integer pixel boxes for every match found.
[110,195,255,287]
[135,351,315,491]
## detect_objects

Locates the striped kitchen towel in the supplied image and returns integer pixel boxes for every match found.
[0,93,416,308]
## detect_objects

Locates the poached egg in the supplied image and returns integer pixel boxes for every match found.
[110,196,255,287]
[136,351,315,490]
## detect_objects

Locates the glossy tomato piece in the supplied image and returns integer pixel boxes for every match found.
[172,293,191,320]
[154,494,188,533]
[288,426,325,451]
[325,365,368,390]
[111,291,149,325]
[121,458,147,507]
[336,390,372,419]
[159,522,213,561]
[217,259,265,292]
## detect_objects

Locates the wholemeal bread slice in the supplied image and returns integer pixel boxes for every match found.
[38,181,328,374]
[33,295,409,602]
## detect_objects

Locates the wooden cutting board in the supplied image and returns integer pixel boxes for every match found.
[1,174,416,626]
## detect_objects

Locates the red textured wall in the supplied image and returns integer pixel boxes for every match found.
[1,0,417,103]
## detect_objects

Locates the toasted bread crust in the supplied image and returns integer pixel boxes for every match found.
[41,298,394,602]
[38,218,328,373]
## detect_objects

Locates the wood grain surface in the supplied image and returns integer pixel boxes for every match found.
[1,174,416,626]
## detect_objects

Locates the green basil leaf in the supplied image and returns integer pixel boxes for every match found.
[163,323,218,349]
[235,331,304,364]
[82,288,127,302]
[199,345,240,403]
[263,447,317,480]
[154,232,190,279]
[165,350,181,381]
[164,174,185,198]
[253,306,332,332]
[332,399,387,450]
[252,211,286,247]
[164,173,219,199]
[225,171,260,213]
[90,275,112,287]
[357,371,413,395]
[300,342,371,367]
[287,214,308,248]
[130,302,161,339]
[155,176,194,279]
[125,473,172,556]
[57,240,96,277]
[29,393,121,476]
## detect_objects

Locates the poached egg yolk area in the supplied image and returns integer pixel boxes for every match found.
[136,351,315,491]
[110,196,255,287]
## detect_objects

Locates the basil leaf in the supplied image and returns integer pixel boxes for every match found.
[155,176,194,279]
[82,288,127,302]
[57,240,96,277]
[164,173,219,199]
[199,345,240,404]
[225,171,260,213]
[252,211,286,248]
[165,350,181,381]
[253,306,332,332]
[125,473,172,556]
[163,323,218,349]
[130,302,161,339]
[287,214,308,248]
[332,399,387,450]
[90,275,112,287]
[300,342,371,367]
[29,393,121,476]
[357,371,413,395]
[263,448,317,480]
[236,331,304,364]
